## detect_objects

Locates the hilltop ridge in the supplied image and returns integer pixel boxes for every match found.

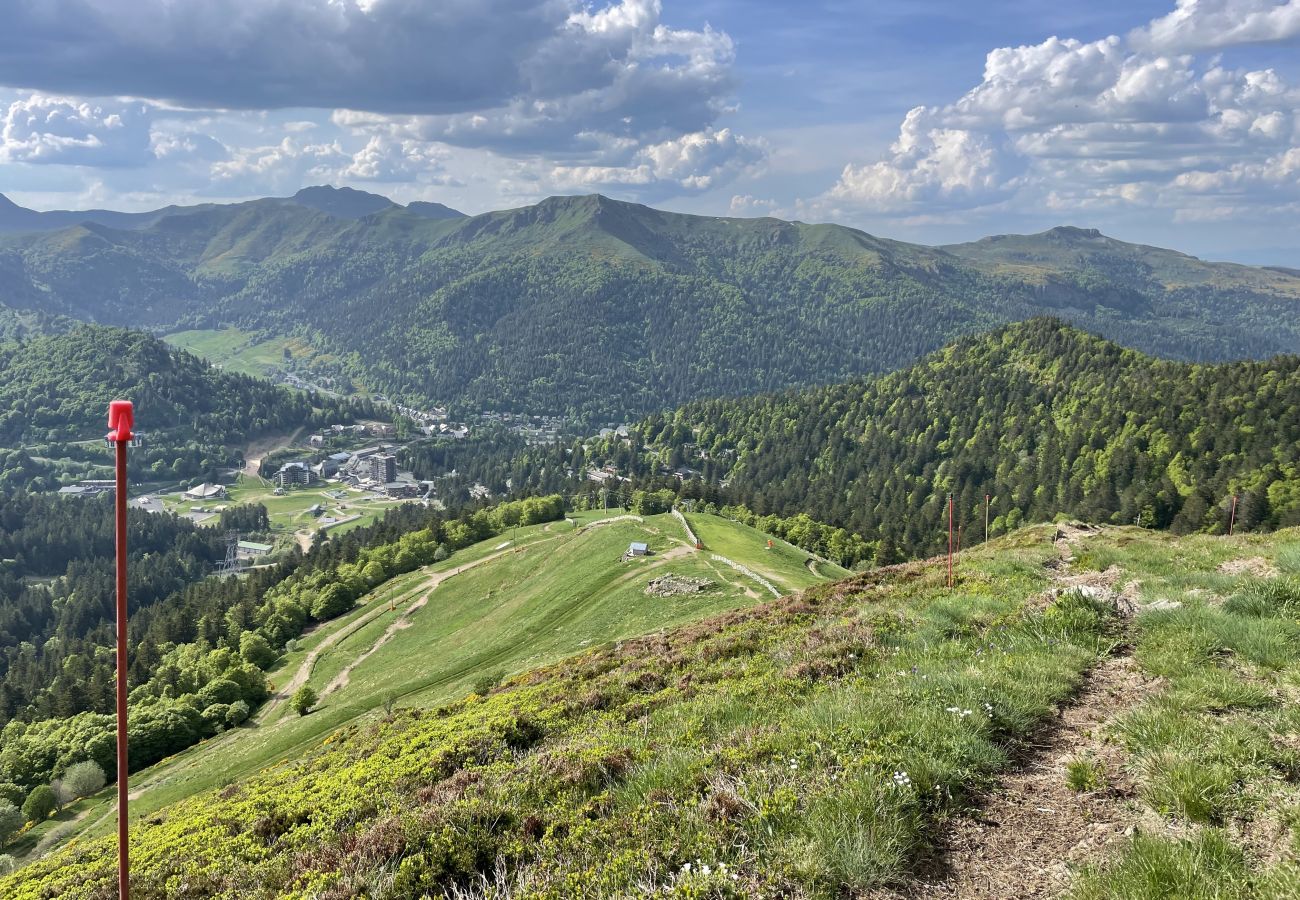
[1,192,1298,419]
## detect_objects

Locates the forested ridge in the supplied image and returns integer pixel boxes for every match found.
[637,319,1300,562]
[3,192,1299,421]
[0,326,354,447]
[426,320,1300,563]
[0,325,373,485]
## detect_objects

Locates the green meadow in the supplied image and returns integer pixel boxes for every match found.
[21,512,834,862]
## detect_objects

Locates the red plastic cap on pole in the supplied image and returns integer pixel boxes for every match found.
[108,400,134,442]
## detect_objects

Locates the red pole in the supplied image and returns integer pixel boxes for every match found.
[1228,494,1238,536]
[109,400,133,900]
[947,494,954,588]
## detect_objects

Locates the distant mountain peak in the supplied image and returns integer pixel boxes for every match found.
[1043,225,1104,240]
[536,193,633,212]
[288,185,397,219]
[292,184,389,202]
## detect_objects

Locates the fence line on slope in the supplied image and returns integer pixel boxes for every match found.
[710,554,781,597]
[672,508,700,547]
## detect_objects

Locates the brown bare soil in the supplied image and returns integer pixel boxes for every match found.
[873,525,1153,900]
[1217,556,1279,578]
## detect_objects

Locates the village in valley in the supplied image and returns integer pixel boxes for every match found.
[45,392,640,567]
[55,418,457,562]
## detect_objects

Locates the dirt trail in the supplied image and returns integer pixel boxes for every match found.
[242,426,304,479]
[577,514,643,533]
[878,525,1149,900]
[319,545,522,696]
[326,541,697,696]
[28,806,94,859]
[257,548,512,721]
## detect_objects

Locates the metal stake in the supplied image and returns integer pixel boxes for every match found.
[109,400,134,900]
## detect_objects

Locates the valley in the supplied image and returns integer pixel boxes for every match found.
[0,191,1297,896]
[5,0,1300,893]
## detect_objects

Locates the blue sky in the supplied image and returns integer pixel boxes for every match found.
[2,0,1299,264]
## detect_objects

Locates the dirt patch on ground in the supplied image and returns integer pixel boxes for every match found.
[1217,556,1278,578]
[645,574,713,597]
[242,426,304,479]
[876,653,1153,900]
[872,525,1157,899]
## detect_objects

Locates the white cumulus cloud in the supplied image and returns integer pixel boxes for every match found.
[1,94,153,166]
[544,127,763,194]
[811,0,1300,223]
[1135,0,1300,52]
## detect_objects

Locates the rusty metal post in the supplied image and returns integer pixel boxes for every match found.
[108,400,134,900]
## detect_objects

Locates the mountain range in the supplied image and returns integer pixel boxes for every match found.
[1,187,1298,421]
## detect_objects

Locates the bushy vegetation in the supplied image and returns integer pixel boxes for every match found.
[291,686,316,717]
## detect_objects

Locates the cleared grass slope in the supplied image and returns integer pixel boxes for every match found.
[15,511,836,865]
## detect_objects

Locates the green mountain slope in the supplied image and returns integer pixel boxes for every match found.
[636,319,1300,559]
[12,509,844,866]
[0,325,351,449]
[2,193,1299,419]
[10,524,1298,896]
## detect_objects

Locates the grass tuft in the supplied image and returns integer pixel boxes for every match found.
[1065,754,1106,793]
[1070,830,1249,900]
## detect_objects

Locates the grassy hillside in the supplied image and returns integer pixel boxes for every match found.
[9,523,1297,897]
[3,193,1299,420]
[12,510,841,864]
[162,328,339,383]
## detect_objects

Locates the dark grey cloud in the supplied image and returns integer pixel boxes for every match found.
[0,0,727,120]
